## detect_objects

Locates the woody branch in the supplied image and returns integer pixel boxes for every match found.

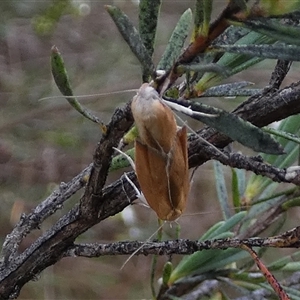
[1,65,300,297]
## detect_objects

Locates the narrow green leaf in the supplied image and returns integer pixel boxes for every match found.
[171,212,247,282]
[192,0,213,39]
[177,62,228,76]
[199,211,247,241]
[236,168,246,196]
[258,0,300,16]
[201,81,261,97]
[213,161,231,220]
[265,122,300,168]
[231,271,264,283]
[264,127,300,145]
[51,46,101,124]
[213,44,300,62]
[169,232,234,283]
[109,148,135,172]
[204,88,261,97]
[139,0,161,81]
[105,5,155,79]
[195,56,261,93]
[138,0,161,57]
[281,196,300,210]
[199,0,213,36]
[246,115,300,200]
[162,261,173,286]
[281,261,300,272]
[32,1,78,36]
[193,0,204,40]
[201,0,213,37]
[268,251,300,271]
[231,168,241,212]
[236,18,300,46]
[165,98,284,154]
[157,9,192,71]
[199,220,225,241]
[193,248,247,274]
[210,211,247,237]
[195,30,275,92]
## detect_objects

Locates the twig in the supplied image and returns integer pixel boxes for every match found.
[64,226,300,258]
[1,164,91,264]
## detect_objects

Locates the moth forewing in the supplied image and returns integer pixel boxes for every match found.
[168,127,189,214]
[131,83,177,153]
[131,83,190,221]
[135,140,173,220]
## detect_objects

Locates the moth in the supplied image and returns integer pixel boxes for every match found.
[131,83,189,221]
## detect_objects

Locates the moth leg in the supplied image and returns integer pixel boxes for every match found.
[123,173,148,207]
[113,147,149,207]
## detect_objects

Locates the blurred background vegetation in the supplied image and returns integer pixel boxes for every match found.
[1,1,300,299]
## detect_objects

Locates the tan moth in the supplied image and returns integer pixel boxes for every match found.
[131,83,189,221]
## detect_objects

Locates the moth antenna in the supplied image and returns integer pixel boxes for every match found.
[123,173,149,208]
[120,221,165,270]
[163,100,216,118]
[38,88,138,102]
[113,147,136,171]
[113,147,149,207]
[165,102,228,159]
[120,173,135,204]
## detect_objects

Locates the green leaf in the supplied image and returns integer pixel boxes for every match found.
[51,46,101,124]
[193,0,204,40]
[170,212,247,283]
[195,29,275,92]
[165,98,284,154]
[138,0,161,81]
[206,211,246,238]
[264,127,300,145]
[213,44,300,61]
[109,148,135,172]
[105,5,156,79]
[193,0,213,37]
[201,81,261,97]
[138,0,161,57]
[268,251,300,271]
[236,18,300,46]
[213,161,231,220]
[199,220,225,240]
[281,196,300,210]
[162,261,173,286]
[258,0,300,16]
[157,9,192,71]
[245,115,300,200]
[264,117,300,168]
[192,248,247,274]
[231,168,242,212]
[169,233,234,283]
[177,62,228,76]
[32,0,78,36]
